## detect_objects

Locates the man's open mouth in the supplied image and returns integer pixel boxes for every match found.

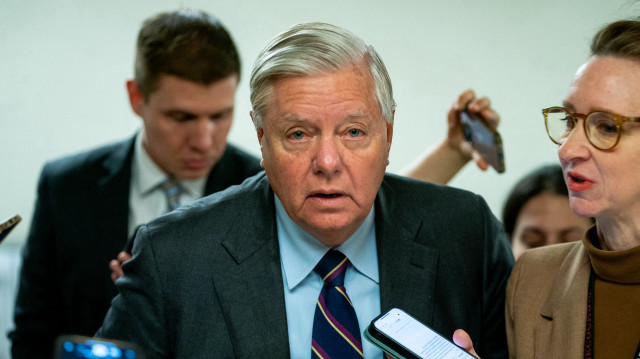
[314,193,341,198]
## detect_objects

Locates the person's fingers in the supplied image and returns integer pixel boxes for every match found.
[452,329,479,358]
[117,251,132,263]
[456,89,476,110]
[109,259,123,283]
[471,151,489,171]
[109,259,120,272]
[449,90,476,125]
[481,108,500,128]
[467,96,491,112]
[109,252,131,284]
[468,96,500,129]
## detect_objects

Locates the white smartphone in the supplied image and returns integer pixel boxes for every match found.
[0,214,21,244]
[364,308,477,359]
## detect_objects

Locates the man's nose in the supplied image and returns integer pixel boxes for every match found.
[189,119,214,150]
[312,137,343,176]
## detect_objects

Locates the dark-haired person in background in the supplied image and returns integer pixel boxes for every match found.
[502,164,592,260]
[9,9,262,358]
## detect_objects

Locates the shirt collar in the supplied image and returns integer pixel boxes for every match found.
[132,132,207,197]
[275,194,379,290]
[133,133,167,196]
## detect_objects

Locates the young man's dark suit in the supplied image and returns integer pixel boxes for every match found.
[96,172,514,359]
[10,135,261,358]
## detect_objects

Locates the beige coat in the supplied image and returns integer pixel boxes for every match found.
[506,241,591,358]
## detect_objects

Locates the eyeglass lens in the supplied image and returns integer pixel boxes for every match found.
[546,108,618,149]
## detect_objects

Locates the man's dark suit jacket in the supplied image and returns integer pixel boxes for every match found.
[96,172,513,358]
[10,135,262,358]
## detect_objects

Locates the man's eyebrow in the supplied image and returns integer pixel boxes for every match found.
[281,113,307,122]
[345,110,366,120]
[164,106,234,117]
[279,114,324,128]
[280,111,367,122]
[164,109,196,116]
[210,107,234,118]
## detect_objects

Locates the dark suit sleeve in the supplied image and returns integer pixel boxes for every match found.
[95,224,169,358]
[477,194,514,359]
[10,165,61,359]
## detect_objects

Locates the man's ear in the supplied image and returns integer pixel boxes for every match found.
[251,111,264,146]
[251,111,266,168]
[126,80,144,117]
[386,110,395,150]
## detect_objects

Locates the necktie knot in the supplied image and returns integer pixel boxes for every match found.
[314,250,349,287]
[159,177,183,213]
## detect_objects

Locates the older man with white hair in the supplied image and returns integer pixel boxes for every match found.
[96,22,513,359]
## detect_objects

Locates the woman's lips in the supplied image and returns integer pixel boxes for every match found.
[567,172,593,192]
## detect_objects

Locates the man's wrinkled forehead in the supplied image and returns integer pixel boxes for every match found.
[263,68,380,115]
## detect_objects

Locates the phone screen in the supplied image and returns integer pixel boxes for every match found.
[373,308,474,359]
[55,335,145,359]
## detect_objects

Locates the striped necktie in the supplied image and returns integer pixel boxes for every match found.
[311,249,363,358]
[159,177,182,213]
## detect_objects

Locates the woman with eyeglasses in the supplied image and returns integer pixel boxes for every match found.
[506,19,640,358]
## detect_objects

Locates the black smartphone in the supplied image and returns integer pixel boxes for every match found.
[0,214,21,244]
[460,110,505,173]
[364,308,477,359]
[54,335,145,359]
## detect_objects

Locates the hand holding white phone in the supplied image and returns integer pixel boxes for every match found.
[364,308,478,359]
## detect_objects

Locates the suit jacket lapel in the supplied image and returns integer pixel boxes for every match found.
[210,176,290,357]
[536,243,591,358]
[376,178,439,326]
[97,136,135,255]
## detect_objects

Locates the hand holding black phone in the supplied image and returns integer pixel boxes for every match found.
[460,109,505,174]
[364,308,477,359]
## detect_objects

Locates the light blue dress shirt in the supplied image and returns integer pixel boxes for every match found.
[275,195,382,358]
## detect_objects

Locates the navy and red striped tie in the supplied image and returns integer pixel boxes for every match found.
[311,250,363,358]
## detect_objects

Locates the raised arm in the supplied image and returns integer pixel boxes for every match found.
[400,89,500,184]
